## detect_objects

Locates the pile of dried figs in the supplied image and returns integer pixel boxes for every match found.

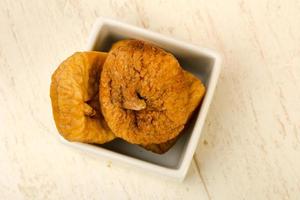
[50,40,205,154]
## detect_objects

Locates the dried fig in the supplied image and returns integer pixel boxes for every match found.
[50,52,115,144]
[141,71,205,153]
[100,40,205,145]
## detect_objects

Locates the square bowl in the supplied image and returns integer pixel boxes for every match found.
[58,17,221,180]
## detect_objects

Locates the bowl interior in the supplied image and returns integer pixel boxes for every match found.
[89,23,216,169]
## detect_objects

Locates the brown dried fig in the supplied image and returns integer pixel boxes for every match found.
[100,40,205,145]
[50,52,115,144]
[141,71,205,153]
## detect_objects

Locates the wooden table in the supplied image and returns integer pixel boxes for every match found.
[1,0,299,199]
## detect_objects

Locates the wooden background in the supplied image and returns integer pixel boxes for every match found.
[0,0,299,199]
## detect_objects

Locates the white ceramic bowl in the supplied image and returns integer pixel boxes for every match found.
[58,17,221,180]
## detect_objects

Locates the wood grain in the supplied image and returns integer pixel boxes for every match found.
[193,0,300,199]
[0,0,299,199]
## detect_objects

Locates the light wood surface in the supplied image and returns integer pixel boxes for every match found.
[0,0,299,199]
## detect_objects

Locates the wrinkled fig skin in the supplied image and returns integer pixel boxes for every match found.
[100,40,205,145]
[50,52,115,144]
[141,71,206,153]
